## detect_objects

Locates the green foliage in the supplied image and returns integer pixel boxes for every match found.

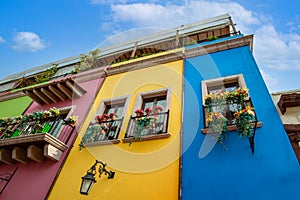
[184,40,197,46]
[75,49,101,73]
[206,112,228,144]
[234,107,256,137]
[34,64,58,83]
[207,35,219,41]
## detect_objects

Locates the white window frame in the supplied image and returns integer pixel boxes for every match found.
[201,74,247,105]
[132,88,172,115]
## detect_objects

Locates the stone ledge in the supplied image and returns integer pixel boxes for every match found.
[122,133,171,143]
[83,139,120,147]
[201,122,263,134]
[0,133,68,152]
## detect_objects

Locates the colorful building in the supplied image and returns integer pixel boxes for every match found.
[48,14,236,200]
[0,66,105,199]
[272,90,300,163]
[1,13,299,200]
[182,25,300,200]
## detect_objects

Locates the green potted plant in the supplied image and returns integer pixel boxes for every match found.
[206,112,228,144]
[234,106,256,137]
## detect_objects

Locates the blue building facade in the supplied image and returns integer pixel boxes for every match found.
[182,36,300,199]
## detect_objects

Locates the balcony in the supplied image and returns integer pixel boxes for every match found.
[81,118,124,146]
[0,114,75,165]
[201,99,262,133]
[201,99,262,154]
[123,110,170,143]
[277,93,300,114]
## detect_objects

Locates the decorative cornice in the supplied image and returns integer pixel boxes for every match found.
[278,93,300,114]
[0,35,253,103]
[0,133,68,151]
[106,51,184,76]
[284,124,300,134]
[0,68,107,103]
[23,78,87,105]
[185,34,253,59]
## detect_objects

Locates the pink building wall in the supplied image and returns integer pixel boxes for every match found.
[0,77,104,200]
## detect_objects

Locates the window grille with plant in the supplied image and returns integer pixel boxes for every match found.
[202,75,260,151]
[125,91,170,145]
[82,100,125,144]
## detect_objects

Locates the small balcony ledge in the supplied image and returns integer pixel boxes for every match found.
[0,132,70,165]
[201,122,263,134]
[122,133,171,143]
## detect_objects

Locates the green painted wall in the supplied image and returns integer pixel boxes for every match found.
[0,96,32,117]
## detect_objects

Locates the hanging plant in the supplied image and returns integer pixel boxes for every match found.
[234,106,256,138]
[64,115,78,127]
[49,107,60,116]
[34,64,58,84]
[206,112,228,144]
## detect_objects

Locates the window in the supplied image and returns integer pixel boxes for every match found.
[142,95,167,110]
[201,75,263,153]
[202,74,247,101]
[123,89,171,143]
[82,97,128,145]
[201,74,252,128]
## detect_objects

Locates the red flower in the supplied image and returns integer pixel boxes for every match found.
[109,112,118,118]
[154,105,164,112]
[135,109,144,114]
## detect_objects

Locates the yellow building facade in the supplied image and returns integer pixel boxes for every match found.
[49,52,183,199]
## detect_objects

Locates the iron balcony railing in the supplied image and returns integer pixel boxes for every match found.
[203,98,257,128]
[82,117,124,143]
[125,110,169,138]
[0,115,75,145]
[203,98,260,154]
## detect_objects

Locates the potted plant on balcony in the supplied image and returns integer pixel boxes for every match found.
[94,112,120,141]
[0,117,13,127]
[205,91,227,111]
[49,107,60,117]
[206,112,228,144]
[128,108,158,145]
[64,115,78,127]
[234,106,256,138]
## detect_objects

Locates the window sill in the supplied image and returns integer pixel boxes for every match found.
[201,122,263,134]
[122,133,171,143]
[83,139,120,147]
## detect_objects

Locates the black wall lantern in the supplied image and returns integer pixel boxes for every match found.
[80,160,115,195]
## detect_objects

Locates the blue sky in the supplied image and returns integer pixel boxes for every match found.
[1,0,300,93]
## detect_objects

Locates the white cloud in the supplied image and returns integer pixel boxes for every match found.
[110,1,260,31]
[90,0,129,4]
[107,1,300,70]
[254,25,300,71]
[0,36,5,43]
[94,0,300,91]
[12,31,46,52]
